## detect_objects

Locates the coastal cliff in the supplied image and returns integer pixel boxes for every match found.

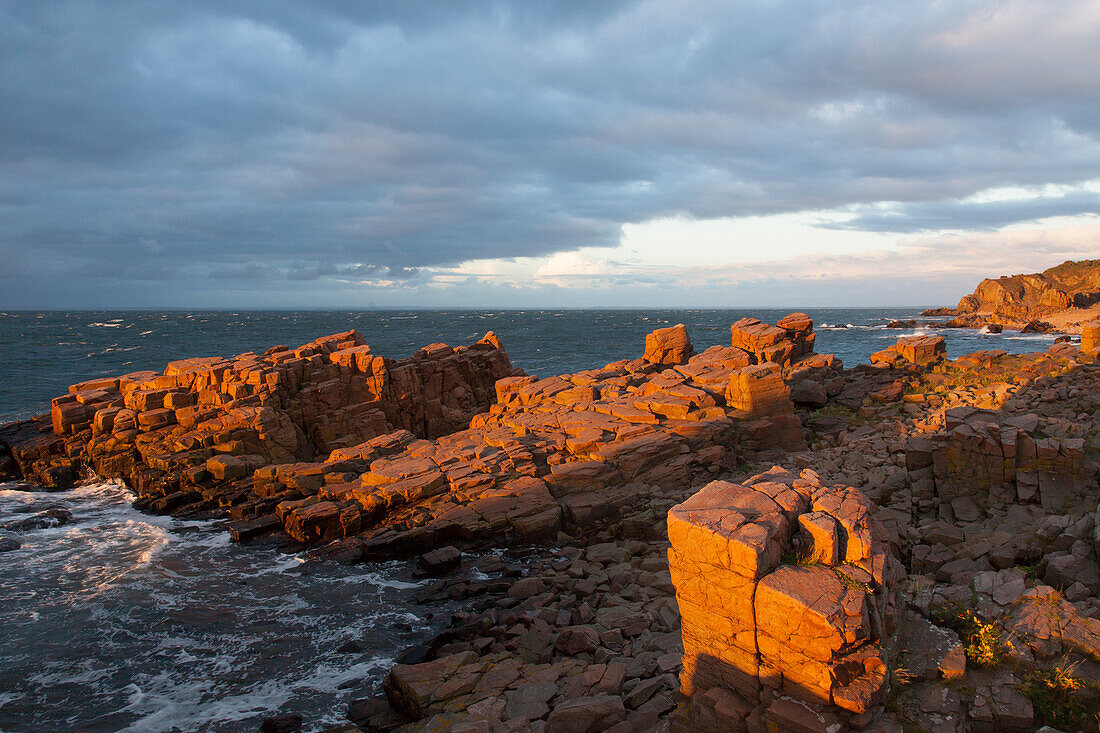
[940,259,1100,333]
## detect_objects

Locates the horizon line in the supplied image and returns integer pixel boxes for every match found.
[0,304,942,313]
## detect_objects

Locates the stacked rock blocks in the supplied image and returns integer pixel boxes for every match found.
[668,467,904,732]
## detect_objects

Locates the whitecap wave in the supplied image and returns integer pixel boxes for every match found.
[0,480,441,733]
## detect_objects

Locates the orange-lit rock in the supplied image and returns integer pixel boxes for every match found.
[1082,321,1100,357]
[6,330,519,494]
[668,467,903,729]
[4,319,827,565]
[725,364,792,418]
[730,314,815,366]
[644,323,694,365]
[870,335,945,366]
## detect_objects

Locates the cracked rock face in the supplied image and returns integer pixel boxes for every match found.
[667,467,904,729]
[906,405,1097,516]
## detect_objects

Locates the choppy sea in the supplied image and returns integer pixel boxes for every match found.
[0,309,1060,732]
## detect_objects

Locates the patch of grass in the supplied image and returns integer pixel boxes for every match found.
[967,620,1007,667]
[780,547,820,568]
[1020,660,1091,729]
[930,601,1007,668]
[890,665,914,687]
[808,403,869,425]
[834,566,874,594]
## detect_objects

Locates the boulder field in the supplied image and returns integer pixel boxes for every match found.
[4,314,1100,732]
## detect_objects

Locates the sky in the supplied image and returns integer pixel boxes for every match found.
[2,0,1099,308]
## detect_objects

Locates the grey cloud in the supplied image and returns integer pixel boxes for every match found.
[827,192,1100,233]
[1,0,1099,306]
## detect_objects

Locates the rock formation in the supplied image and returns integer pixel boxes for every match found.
[9,307,1100,732]
[667,468,904,731]
[1,316,823,562]
[906,406,1096,516]
[949,259,1100,332]
[1082,322,1100,360]
[343,326,1100,733]
[1,330,519,494]
[246,318,815,559]
[729,313,815,366]
[869,335,946,367]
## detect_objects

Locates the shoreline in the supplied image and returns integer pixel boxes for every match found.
[3,317,1100,731]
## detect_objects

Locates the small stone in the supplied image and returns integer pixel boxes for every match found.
[504,682,557,721]
[418,546,462,575]
[509,577,547,600]
[545,695,626,732]
[260,713,303,733]
[555,626,600,656]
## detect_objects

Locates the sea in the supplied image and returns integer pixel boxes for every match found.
[0,309,1061,732]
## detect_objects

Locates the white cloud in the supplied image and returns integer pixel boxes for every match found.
[411,209,1100,305]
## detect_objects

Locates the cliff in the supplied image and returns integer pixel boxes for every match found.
[954,259,1100,331]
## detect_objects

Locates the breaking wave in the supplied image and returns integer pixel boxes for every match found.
[0,481,438,732]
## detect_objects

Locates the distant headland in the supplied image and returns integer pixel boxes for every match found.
[923,259,1100,334]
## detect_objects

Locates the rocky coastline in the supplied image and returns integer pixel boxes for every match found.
[4,313,1100,732]
[917,259,1100,336]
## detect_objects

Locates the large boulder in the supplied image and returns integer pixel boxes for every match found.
[730,313,815,366]
[871,335,945,366]
[644,324,694,365]
[667,467,904,727]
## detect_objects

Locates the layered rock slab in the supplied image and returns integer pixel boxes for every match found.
[269,319,817,558]
[2,330,519,500]
[668,467,904,731]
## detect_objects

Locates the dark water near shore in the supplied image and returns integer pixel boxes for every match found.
[0,482,446,733]
[0,309,1062,731]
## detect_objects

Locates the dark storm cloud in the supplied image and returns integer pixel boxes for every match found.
[1,0,1099,306]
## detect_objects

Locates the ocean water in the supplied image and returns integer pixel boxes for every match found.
[0,482,446,733]
[0,309,1062,732]
[0,308,1061,424]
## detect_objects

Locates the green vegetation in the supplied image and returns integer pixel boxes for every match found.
[808,403,869,426]
[930,602,1007,668]
[1020,661,1095,730]
[834,566,874,594]
[779,547,819,568]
